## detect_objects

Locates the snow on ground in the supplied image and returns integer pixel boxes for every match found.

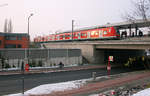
[5,79,86,96]
[132,88,150,96]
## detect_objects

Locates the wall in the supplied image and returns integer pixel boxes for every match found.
[44,43,97,64]
[94,49,105,64]
[0,49,82,69]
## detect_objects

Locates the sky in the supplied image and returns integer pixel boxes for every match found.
[0,0,132,40]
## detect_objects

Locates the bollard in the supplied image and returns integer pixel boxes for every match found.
[92,72,96,80]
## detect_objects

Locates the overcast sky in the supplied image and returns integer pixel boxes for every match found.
[0,0,132,40]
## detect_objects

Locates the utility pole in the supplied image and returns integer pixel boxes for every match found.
[72,20,74,41]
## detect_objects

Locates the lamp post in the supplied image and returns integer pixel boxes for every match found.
[27,13,33,63]
[72,20,74,41]
[22,13,33,95]
[27,13,33,68]
[28,13,34,46]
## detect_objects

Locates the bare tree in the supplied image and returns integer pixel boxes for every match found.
[8,19,13,33]
[3,19,13,33]
[4,19,8,33]
[122,0,150,36]
[123,0,150,21]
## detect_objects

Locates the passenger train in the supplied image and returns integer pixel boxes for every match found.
[34,26,120,43]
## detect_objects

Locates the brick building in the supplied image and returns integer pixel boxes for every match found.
[0,32,29,48]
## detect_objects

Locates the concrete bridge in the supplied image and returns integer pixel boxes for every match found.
[43,36,150,65]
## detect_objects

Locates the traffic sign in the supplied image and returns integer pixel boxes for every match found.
[109,56,113,61]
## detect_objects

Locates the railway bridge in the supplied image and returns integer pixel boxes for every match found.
[43,36,150,65]
[42,18,150,66]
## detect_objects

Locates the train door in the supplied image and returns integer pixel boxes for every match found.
[99,29,103,38]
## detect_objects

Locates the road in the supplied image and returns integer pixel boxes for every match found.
[0,67,137,95]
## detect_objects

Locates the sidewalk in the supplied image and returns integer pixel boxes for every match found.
[0,65,107,75]
[40,71,150,96]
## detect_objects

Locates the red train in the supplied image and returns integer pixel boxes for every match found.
[34,26,120,43]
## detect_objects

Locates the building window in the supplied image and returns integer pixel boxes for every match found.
[17,37,22,40]
[5,36,17,40]
[5,44,16,48]
[17,44,22,48]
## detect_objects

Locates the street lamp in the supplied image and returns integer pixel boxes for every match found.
[28,13,34,45]
[72,20,74,41]
[21,13,33,95]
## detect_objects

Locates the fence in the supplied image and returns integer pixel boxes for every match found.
[0,48,82,70]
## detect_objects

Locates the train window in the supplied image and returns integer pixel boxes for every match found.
[95,32,99,35]
[65,35,70,37]
[81,33,83,36]
[91,31,95,35]
[81,33,86,36]
[103,30,107,35]
[60,35,63,38]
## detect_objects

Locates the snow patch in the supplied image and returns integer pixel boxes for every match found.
[6,79,86,96]
[132,88,150,96]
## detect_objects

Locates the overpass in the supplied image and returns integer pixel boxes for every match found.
[43,36,150,65]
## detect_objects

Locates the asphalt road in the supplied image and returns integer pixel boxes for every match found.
[0,67,137,95]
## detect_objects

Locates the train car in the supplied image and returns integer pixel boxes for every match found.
[34,26,120,43]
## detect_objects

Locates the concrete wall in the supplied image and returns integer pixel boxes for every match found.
[44,43,96,64]
[0,49,82,69]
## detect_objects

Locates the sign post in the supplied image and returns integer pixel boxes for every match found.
[107,56,113,76]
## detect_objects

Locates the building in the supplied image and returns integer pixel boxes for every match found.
[0,32,29,48]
